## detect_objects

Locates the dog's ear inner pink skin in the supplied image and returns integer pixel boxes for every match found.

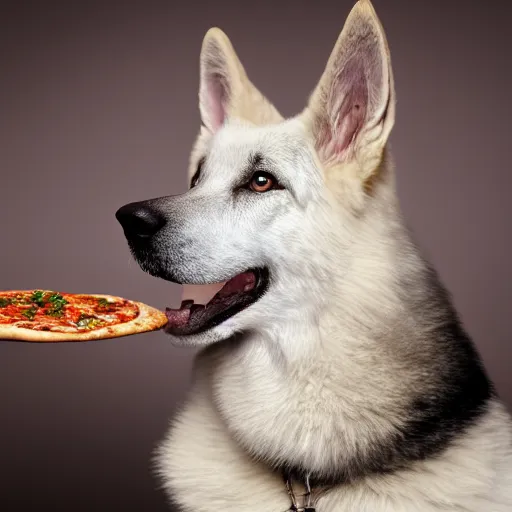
[306,0,394,169]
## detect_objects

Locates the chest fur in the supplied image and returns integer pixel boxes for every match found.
[154,378,512,512]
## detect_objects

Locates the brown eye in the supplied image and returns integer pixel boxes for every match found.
[249,171,278,193]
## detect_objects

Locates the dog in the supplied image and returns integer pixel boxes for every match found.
[115,0,512,510]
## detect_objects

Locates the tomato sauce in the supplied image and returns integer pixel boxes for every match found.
[0,291,139,332]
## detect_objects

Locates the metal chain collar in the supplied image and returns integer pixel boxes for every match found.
[284,473,316,512]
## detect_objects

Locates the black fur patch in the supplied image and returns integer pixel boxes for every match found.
[278,265,494,488]
[250,152,263,168]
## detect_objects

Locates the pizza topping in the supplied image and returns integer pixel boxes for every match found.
[76,314,105,330]
[0,290,140,332]
[44,293,68,317]
[30,290,48,307]
[21,306,38,320]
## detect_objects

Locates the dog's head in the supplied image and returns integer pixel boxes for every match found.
[116,0,396,347]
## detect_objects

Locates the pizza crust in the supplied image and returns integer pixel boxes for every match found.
[0,293,168,343]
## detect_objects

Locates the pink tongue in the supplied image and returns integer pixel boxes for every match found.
[165,306,191,328]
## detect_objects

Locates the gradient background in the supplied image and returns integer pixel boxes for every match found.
[1,0,511,510]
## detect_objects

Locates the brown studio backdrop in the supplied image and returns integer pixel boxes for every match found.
[0,0,511,510]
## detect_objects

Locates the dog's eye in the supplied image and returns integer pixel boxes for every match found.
[190,158,205,189]
[248,171,280,193]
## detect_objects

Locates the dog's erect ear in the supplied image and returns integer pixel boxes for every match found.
[199,28,282,132]
[305,0,395,178]
[199,28,242,132]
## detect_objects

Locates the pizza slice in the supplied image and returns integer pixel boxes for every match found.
[0,290,167,342]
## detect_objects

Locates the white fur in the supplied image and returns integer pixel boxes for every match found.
[152,0,512,510]
[157,378,512,511]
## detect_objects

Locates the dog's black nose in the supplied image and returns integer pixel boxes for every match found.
[115,202,166,238]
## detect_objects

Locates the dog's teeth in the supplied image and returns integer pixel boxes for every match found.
[180,300,194,309]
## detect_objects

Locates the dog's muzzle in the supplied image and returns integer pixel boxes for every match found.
[115,201,166,240]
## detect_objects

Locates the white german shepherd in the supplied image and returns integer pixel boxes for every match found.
[115,0,512,510]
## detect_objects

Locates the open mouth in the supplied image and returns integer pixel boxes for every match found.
[164,267,270,336]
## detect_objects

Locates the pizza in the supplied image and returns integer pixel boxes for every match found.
[0,290,168,342]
